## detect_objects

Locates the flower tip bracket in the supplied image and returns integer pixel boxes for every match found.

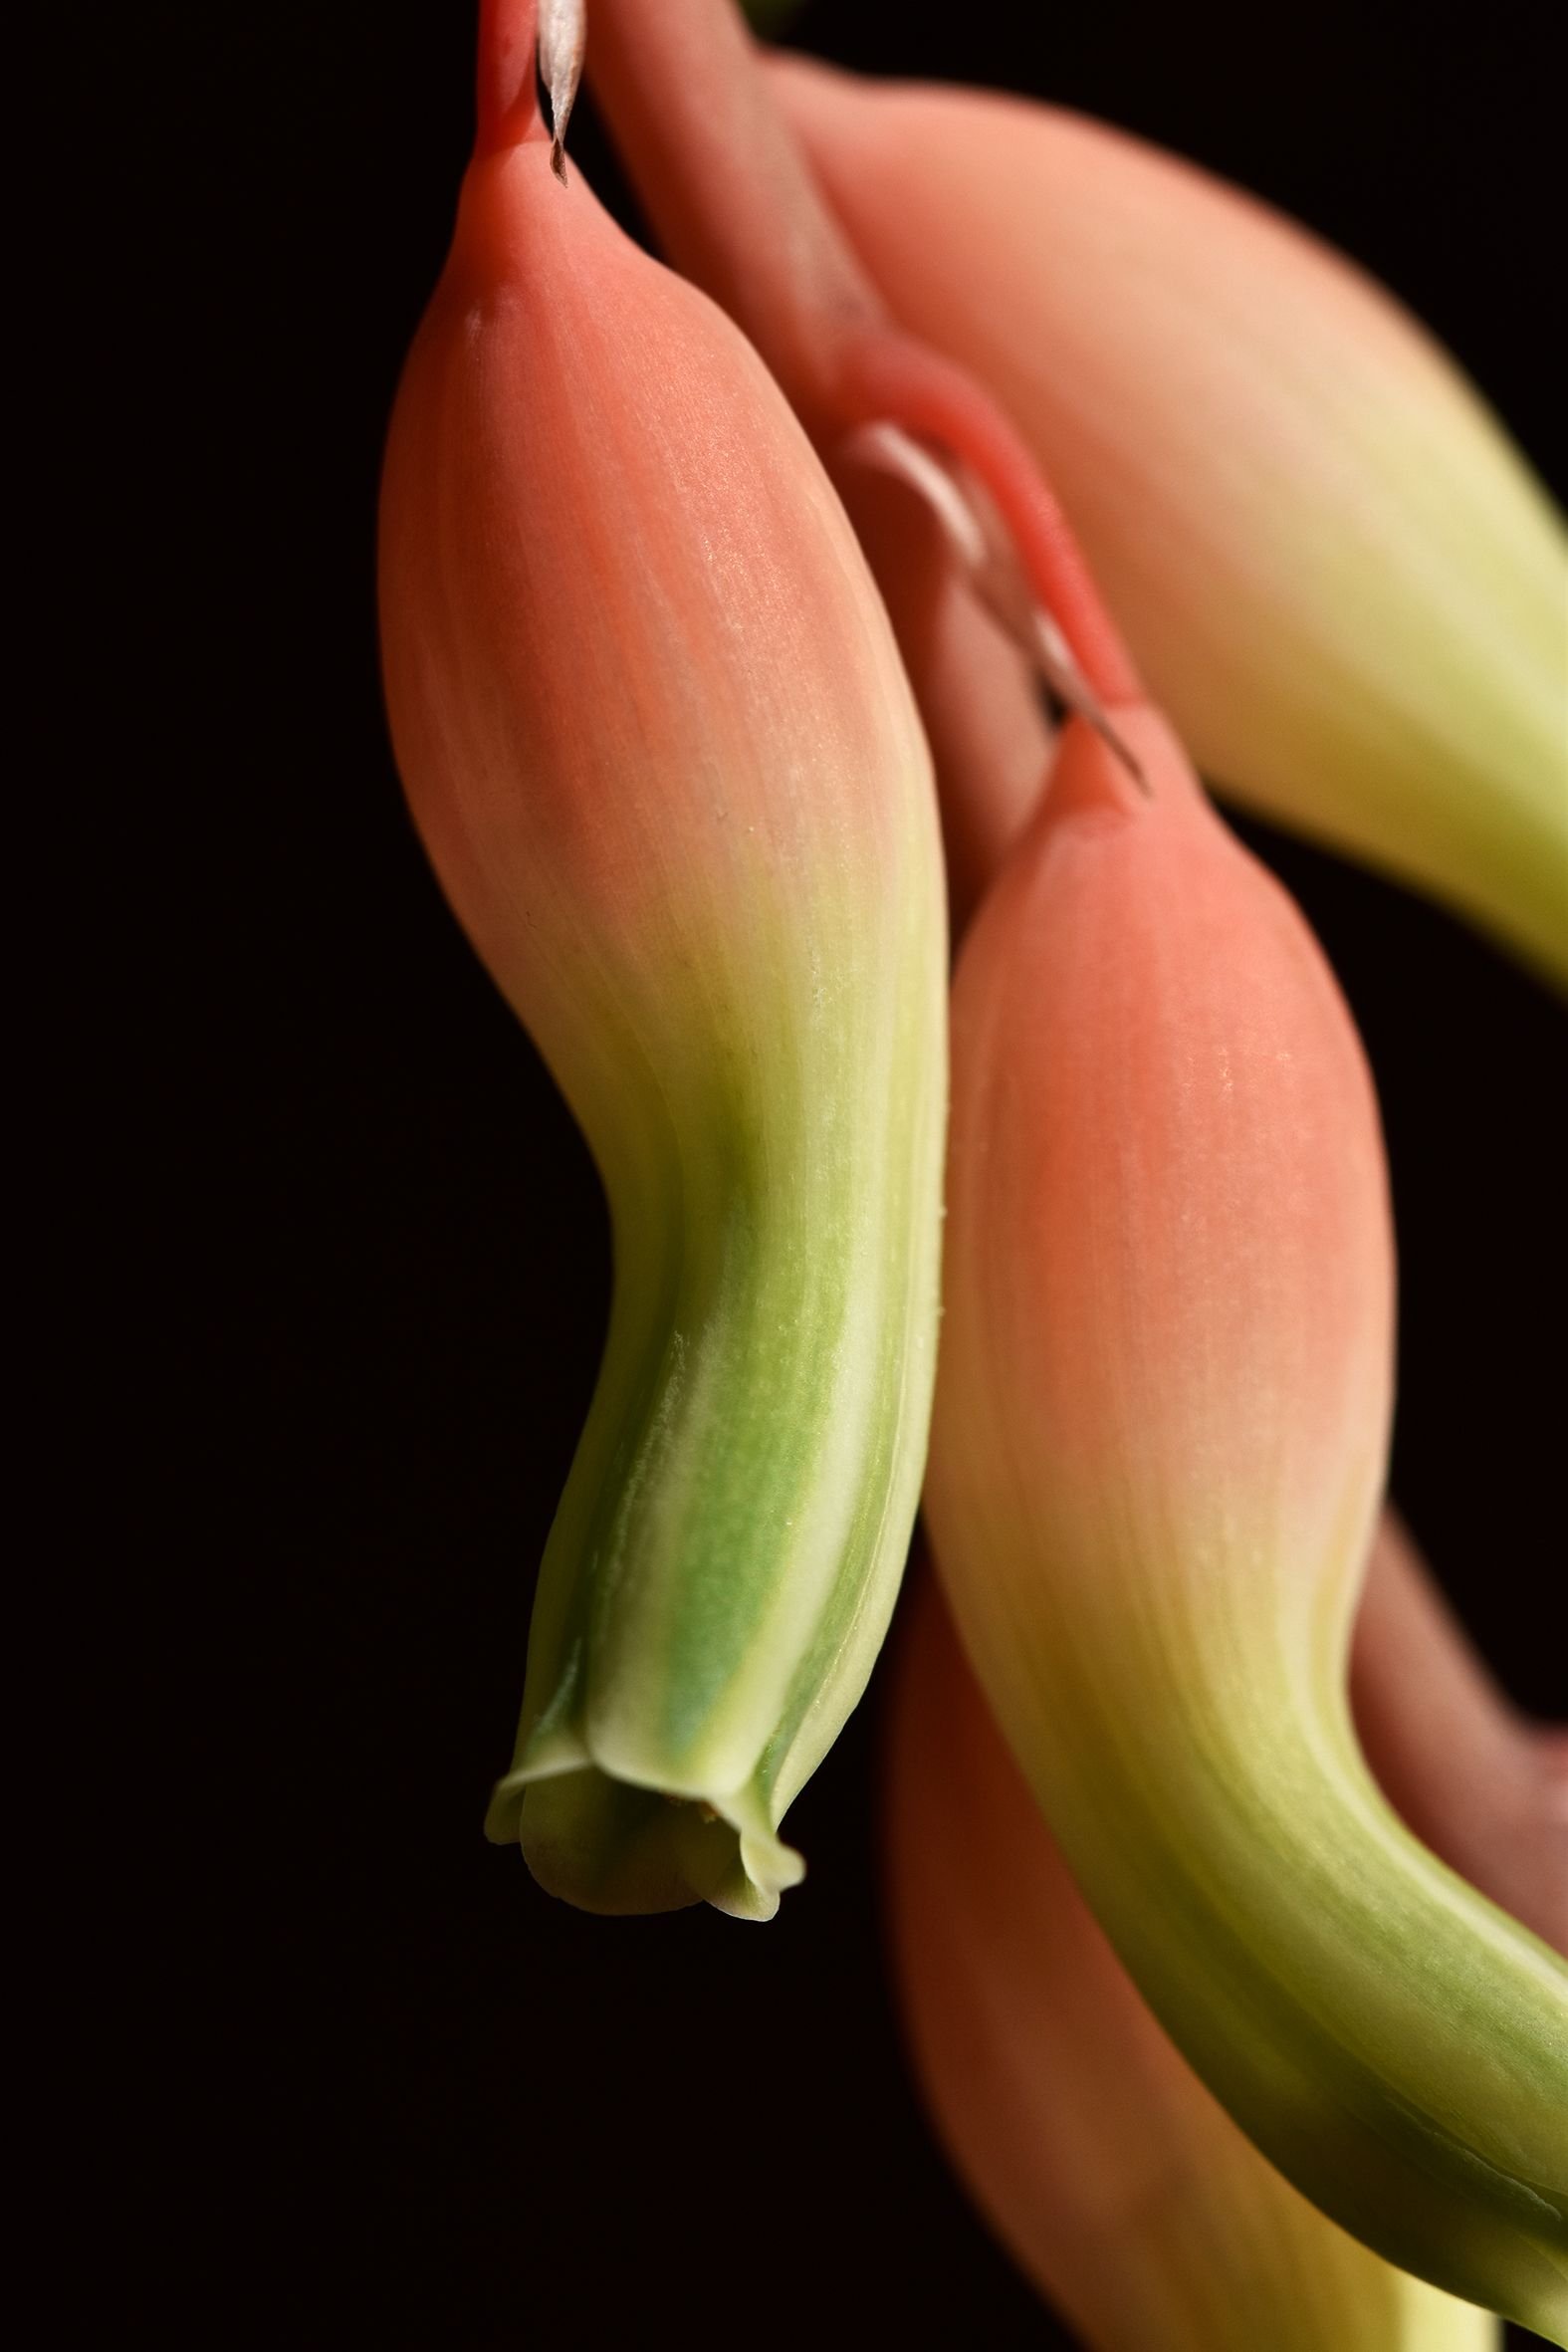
[475,0,583,176]
[540,0,586,182]
[841,417,1149,796]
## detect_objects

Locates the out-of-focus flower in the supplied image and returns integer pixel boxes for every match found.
[1352,1514,1568,1955]
[378,24,946,1918]
[924,704,1568,2332]
[776,60,1568,984]
[887,1574,1500,2352]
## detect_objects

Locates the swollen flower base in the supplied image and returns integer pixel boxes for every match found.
[924,707,1568,2335]
[378,60,946,1916]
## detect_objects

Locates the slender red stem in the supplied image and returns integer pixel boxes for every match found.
[586,0,1141,703]
[476,0,543,158]
[583,0,883,437]
[836,333,1142,707]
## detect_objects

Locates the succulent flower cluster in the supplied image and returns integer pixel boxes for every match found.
[378,2,1567,2341]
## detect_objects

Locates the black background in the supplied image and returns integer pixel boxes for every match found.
[101,1,1563,2344]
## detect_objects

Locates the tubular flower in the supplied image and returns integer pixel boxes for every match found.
[887,1576,1499,2352]
[377,28,946,1918]
[776,60,1568,984]
[924,707,1568,2334]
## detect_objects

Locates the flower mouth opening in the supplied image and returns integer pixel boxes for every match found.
[486,1755,805,1922]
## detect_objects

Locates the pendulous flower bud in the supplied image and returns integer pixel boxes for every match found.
[887,1575,1499,2352]
[924,707,1568,2333]
[378,37,946,1918]
[776,61,1568,984]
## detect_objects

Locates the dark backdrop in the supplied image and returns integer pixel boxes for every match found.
[103,2,1563,2345]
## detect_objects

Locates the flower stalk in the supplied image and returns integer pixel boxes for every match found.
[778,61,1568,986]
[585,0,1142,731]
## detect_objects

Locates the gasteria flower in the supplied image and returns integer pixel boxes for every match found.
[887,1575,1498,2352]
[924,707,1568,2334]
[776,61,1568,984]
[377,17,946,1918]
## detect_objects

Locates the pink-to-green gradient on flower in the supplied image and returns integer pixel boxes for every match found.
[924,706,1568,2334]
[777,61,1568,983]
[377,9,947,1919]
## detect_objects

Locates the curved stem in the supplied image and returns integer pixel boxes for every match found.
[834,330,1141,705]
[476,0,544,157]
[584,0,882,435]
[586,0,1139,701]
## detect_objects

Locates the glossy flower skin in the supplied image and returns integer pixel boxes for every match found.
[924,708,1568,2333]
[777,61,1568,984]
[888,1576,1499,2352]
[379,124,946,1917]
